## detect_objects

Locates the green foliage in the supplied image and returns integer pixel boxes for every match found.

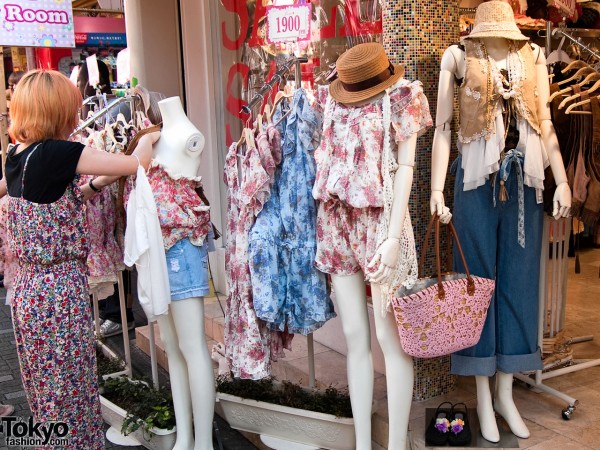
[101,376,176,438]
[96,349,124,378]
[216,376,353,418]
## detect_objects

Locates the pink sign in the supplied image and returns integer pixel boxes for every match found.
[266,4,311,44]
[0,0,75,47]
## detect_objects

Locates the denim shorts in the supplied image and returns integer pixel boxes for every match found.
[165,238,210,301]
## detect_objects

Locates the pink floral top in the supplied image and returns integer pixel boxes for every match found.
[313,79,432,208]
[146,161,211,251]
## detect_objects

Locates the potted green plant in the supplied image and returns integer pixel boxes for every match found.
[97,351,177,450]
[215,377,355,450]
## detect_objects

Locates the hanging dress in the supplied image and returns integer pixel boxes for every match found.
[249,90,335,334]
[7,145,104,449]
[224,138,272,379]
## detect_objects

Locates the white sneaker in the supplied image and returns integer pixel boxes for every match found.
[99,320,135,338]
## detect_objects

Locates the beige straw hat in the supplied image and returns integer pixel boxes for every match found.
[463,1,528,41]
[330,42,404,105]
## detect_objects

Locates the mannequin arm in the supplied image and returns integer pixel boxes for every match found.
[533,45,571,219]
[368,133,416,284]
[430,56,457,224]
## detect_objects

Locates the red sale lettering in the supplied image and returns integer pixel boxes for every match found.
[4,4,68,24]
[221,0,249,51]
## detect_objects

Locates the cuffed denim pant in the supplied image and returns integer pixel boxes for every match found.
[450,155,544,376]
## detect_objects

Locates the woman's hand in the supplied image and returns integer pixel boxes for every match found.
[553,182,571,220]
[133,130,161,169]
[367,238,401,285]
[430,190,452,224]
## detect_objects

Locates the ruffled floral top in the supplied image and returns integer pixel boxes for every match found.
[313,79,432,208]
[146,160,211,251]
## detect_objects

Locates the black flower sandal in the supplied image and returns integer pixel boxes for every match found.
[425,401,453,446]
[448,402,472,447]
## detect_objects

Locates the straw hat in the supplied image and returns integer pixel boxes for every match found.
[463,1,528,41]
[330,42,404,105]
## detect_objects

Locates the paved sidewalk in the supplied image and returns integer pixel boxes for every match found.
[0,287,256,449]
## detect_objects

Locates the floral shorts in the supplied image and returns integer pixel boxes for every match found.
[315,199,383,277]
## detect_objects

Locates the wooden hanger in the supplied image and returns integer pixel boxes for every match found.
[565,80,600,114]
[557,71,600,109]
[561,59,591,74]
[555,66,595,87]
[236,127,255,149]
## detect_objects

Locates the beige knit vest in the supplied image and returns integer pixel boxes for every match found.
[458,39,541,144]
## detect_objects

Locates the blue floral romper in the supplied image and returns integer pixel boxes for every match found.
[8,149,104,449]
[249,89,335,334]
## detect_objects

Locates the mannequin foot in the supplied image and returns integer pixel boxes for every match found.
[477,402,500,443]
[494,397,530,439]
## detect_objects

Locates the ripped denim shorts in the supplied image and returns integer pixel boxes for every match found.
[165,238,209,301]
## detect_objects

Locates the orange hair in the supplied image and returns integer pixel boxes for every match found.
[9,70,82,143]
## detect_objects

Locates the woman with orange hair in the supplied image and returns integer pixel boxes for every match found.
[1,70,159,448]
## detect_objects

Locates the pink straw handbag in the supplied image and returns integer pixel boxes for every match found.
[391,215,495,358]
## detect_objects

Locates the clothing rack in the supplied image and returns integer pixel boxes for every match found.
[552,28,600,61]
[71,95,137,136]
[237,55,317,388]
[241,56,308,115]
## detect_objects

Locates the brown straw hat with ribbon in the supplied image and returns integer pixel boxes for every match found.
[463,0,528,41]
[330,42,404,105]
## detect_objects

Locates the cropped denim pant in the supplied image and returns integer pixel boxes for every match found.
[450,155,544,376]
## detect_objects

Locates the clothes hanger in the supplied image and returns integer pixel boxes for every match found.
[555,66,595,87]
[547,35,572,67]
[557,71,600,109]
[560,59,590,74]
[565,81,600,114]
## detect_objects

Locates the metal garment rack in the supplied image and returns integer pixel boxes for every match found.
[552,28,600,61]
[74,96,140,381]
[514,217,600,419]
[241,56,308,115]
[239,55,316,388]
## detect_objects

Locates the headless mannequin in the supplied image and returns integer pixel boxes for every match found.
[430,39,571,443]
[153,97,214,450]
[331,90,420,450]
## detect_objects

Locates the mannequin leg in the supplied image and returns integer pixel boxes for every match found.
[331,273,373,450]
[156,313,195,449]
[494,371,530,438]
[170,297,215,450]
[475,375,499,443]
[370,284,413,450]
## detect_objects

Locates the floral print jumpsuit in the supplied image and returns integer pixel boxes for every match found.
[8,151,104,449]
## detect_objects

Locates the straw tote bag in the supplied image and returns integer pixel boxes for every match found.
[391,215,495,358]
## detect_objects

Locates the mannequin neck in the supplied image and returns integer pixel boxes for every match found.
[159,97,189,129]
[479,38,512,64]
[152,97,205,179]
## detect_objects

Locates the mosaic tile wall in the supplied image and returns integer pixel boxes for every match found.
[383,0,460,401]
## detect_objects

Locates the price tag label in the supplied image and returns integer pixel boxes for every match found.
[266,4,311,44]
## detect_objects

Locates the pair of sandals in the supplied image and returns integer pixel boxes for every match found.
[426,401,472,447]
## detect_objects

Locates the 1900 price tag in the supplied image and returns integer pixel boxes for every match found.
[266,4,311,44]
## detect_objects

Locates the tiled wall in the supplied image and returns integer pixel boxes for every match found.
[383,0,460,401]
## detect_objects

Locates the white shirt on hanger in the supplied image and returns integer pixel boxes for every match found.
[124,164,171,322]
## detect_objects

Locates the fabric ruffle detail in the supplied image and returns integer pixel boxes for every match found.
[149,159,203,183]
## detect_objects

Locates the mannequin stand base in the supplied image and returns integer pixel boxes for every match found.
[260,435,319,450]
[105,426,142,446]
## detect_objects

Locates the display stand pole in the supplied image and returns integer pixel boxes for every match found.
[116,271,133,377]
[515,217,600,419]
[148,322,159,389]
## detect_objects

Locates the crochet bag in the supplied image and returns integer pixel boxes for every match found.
[391,215,495,358]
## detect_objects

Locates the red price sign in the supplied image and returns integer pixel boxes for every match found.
[266,4,311,44]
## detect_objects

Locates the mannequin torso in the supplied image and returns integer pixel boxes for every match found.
[153,97,205,179]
